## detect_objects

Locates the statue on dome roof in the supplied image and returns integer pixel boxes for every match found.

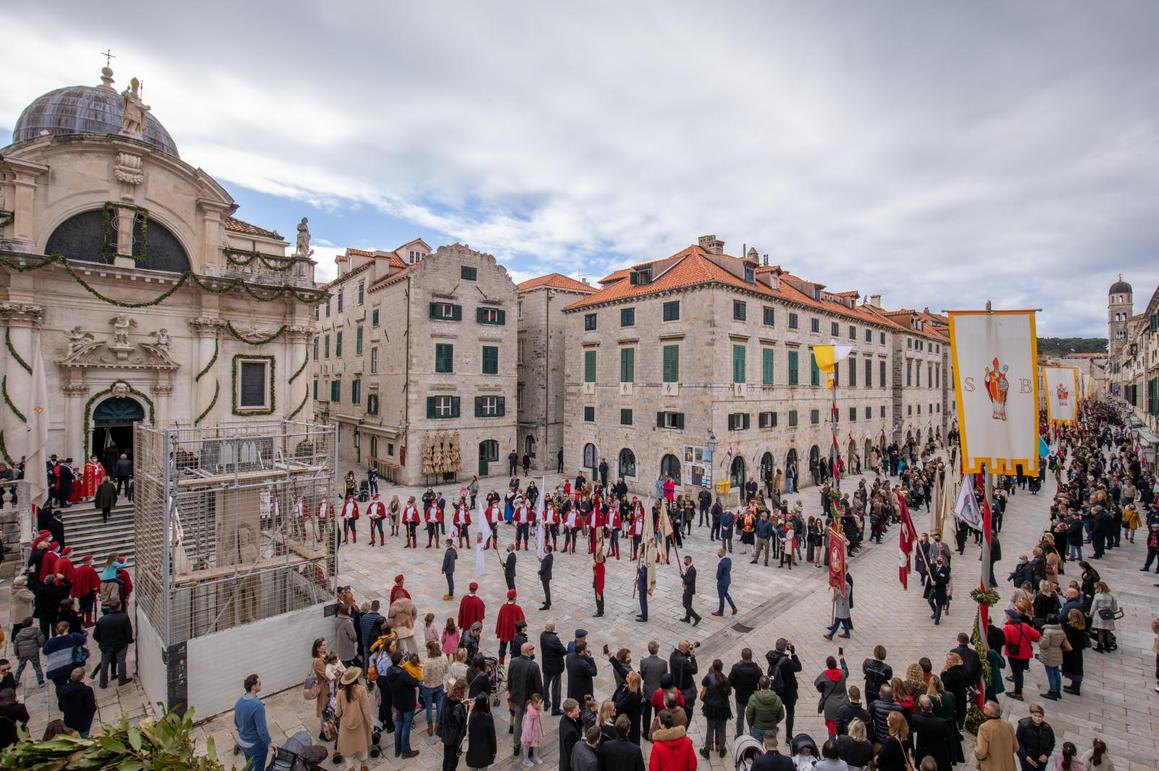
[295,217,312,257]
[120,77,150,138]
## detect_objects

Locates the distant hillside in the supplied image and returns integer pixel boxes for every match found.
[1037,337,1107,356]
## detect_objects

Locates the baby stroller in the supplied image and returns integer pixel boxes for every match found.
[484,655,506,706]
[733,733,764,771]
[269,730,329,771]
[791,733,820,770]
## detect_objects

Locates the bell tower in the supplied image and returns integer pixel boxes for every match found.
[1108,275,1133,356]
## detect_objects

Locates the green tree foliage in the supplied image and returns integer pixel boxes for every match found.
[1037,337,1107,356]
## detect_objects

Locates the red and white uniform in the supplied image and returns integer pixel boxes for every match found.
[425,505,440,525]
[340,498,360,521]
[630,510,645,537]
[453,504,471,527]
[542,503,560,526]
[513,502,532,524]
[81,459,104,499]
[402,504,421,524]
[610,507,623,531]
[484,504,502,527]
[316,500,333,521]
[565,507,582,530]
[366,499,386,521]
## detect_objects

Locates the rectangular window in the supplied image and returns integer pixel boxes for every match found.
[325,298,330,318]
[620,347,635,383]
[517,338,525,365]
[732,344,746,384]
[337,290,343,313]
[357,281,365,305]
[865,329,872,342]
[865,406,871,420]
[733,300,747,321]
[788,410,798,427]
[235,358,271,411]
[620,307,635,327]
[810,409,820,425]
[584,313,598,331]
[355,325,363,355]
[371,309,380,327]
[474,396,506,417]
[763,306,775,326]
[367,394,379,416]
[908,405,913,415]
[880,360,886,387]
[762,347,775,385]
[662,301,680,321]
[335,331,343,357]
[880,332,886,344]
[435,343,454,373]
[482,345,499,375]
[810,351,820,387]
[849,325,856,340]
[916,362,921,387]
[662,345,679,383]
[370,347,379,374]
[831,321,839,336]
[351,379,361,405]
[330,380,341,403]
[620,408,633,426]
[848,356,857,387]
[656,411,685,429]
[759,411,777,428]
[865,358,872,388]
[583,406,595,422]
[810,318,820,333]
[427,395,460,419]
[906,359,912,387]
[324,335,330,359]
[727,412,751,431]
[429,302,462,321]
[584,349,597,382]
[460,265,477,281]
[788,312,799,329]
[788,350,799,385]
[312,379,319,400]
[476,307,506,325]
[849,406,856,422]
[312,336,319,361]
[907,338,912,349]
[917,404,922,414]
[880,405,886,418]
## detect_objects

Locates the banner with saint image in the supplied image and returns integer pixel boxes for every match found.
[948,310,1040,475]
[1042,366,1078,425]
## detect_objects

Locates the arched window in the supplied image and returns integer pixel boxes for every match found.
[729,456,746,490]
[45,209,191,272]
[524,434,536,458]
[659,453,681,482]
[618,448,636,478]
[583,443,598,477]
[760,452,775,483]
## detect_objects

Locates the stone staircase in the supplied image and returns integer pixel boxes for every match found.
[59,502,135,567]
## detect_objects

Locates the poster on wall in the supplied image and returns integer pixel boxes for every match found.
[683,445,713,488]
[1042,366,1079,424]
[949,310,1040,476]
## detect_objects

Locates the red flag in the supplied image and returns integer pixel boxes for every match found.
[897,491,918,590]
[827,526,847,591]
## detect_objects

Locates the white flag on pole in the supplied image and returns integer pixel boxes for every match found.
[474,498,491,576]
[534,477,547,558]
[953,480,983,530]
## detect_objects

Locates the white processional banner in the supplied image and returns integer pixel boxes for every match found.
[949,310,1040,476]
[1042,366,1078,425]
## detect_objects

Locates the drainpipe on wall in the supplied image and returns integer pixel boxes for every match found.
[403,274,412,470]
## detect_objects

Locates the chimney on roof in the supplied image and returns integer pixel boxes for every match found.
[869,294,882,308]
[763,253,769,267]
[746,246,759,263]
[697,234,724,255]
[923,306,930,314]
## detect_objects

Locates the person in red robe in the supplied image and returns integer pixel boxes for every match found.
[389,574,410,604]
[81,456,105,499]
[593,552,606,617]
[457,581,486,631]
[71,554,101,627]
[115,558,133,608]
[55,546,77,586]
[494,589,524,664]
[39,542,60,583]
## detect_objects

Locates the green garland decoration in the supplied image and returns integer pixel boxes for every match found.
[225,322,287,346]
[1,377,26,423]
[288,355,308,383]
[195,381,220,426]
[287,386,309,419]
[0,254,328,306]
[5,328,31,374]
[195,339,219,382]
[82,383,155,448]
[223,248,297,271]
[0,210,13,229]
[0,430,14,466]
[963,622,990,735]
[231,354,276,416]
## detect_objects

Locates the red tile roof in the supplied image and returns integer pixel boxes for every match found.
[223,216,281,240]
[517,273,596,293]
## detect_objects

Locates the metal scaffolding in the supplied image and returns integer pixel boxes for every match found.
[134,420,338,646]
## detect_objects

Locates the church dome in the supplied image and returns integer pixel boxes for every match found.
[10,67,179,158]
[1109,277,1131,295]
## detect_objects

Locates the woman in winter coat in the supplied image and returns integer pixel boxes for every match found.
[612,670,645,744]
[1033,581,1061,626]
[927,676,965,765]
[335,667,374,771]
[815,655,849,738]
[465,694,497,769]
[1089,581,1119,653]
[939,653,968,729]
[437,678,469,771]
[1060,609,1087,695]
[649,709,697,771]
[8,576,34,641]
[335,606,359,666]
[1037,614,1067,700]
[699,658,732,758]
[388,594,418,656]
[311,638,330,719]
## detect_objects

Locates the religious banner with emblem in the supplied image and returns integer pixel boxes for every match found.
[827,525,847,592]
[1042,366,1078,425]
[948,310,1040,476]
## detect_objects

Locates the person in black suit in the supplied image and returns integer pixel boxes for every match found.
[540,623,567,714]
[680,555,701,625]
[910,695,952,771]
[538,545,553,610]
[599,715,645,771]
[565,641,598,702]
[636,563,649,621]
[503,544,517,591]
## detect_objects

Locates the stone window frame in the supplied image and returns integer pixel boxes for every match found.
[232,354,275,416]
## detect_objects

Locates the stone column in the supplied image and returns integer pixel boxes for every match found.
[0,303,44,462]
[285,324,313,422]
[189,318,224,426]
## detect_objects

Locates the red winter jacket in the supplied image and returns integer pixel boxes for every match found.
[1003,619,1041,660]
[648,725,697,771]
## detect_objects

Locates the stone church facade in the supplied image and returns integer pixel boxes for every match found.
[0,66,319,469]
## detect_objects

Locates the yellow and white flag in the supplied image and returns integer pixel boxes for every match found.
[1042,366,1078,425]
[949,310,1039,475]
[811,343,852,389]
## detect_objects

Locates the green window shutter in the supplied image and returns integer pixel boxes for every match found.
[620,348,634,383]
[482,345,498,374]
[762,348,774,385]
[732,344,745,384]
[450,397,460,418]
[788,351,799,385]
[435,343,453,373]
[811,352,820,386]
[429,302,439,319]
[497,309,506,325]
[496,397,506,416]
[584,350,597,382]
[426,396,436,418]
[662,345,679,383]
[474,396,483,417]
[674,413,684,429]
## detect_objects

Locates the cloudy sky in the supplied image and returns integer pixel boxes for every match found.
[3,1,1158,337]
